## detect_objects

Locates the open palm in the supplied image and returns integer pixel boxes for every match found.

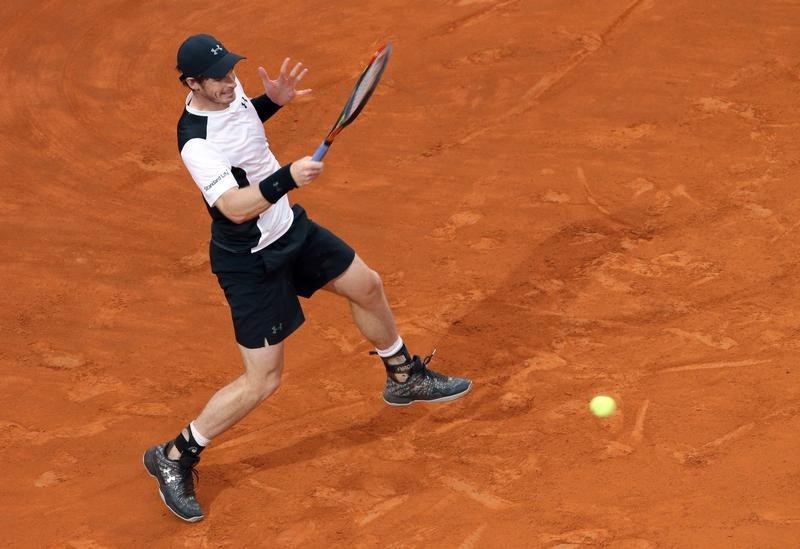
[259,58,311,106]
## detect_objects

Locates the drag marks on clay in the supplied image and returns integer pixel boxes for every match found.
[0,420,40,445]
[447,0,653,149]
[770,218,800,243]
[112,401,173,417]
[539,189,572,204]
[318,379,364,403]
[651,250,720,285]
[672,422,755,467]
[610,539,659,549]
[457,524,488,549]
[28,343,141,407]
[587,248,722,294]
[396,287,490,338]
[538,528,611,546]
[425,180,513,252]
[25,416,129,446]
[442,46,518,70]
[625,177,654,198]
[34,345,87,371]
[436,0,519,35]
[663,328,738,350]
[429,210,483,241]
[34,470,68,488]
[582,123,657,151]
[211,400,368,454]
[178,250,209,272]
[275,521,318,548]
[313,324,363,355]
[544,398,603,422]
[441,476,515,510]
[121,150,179,174]
[373,437,419,461]
[433,417,472,434]
[629,399,649,446]
[716,58,797,91]
[694,96,759,122]
[66,372,131,403]
[598,399,651,459]
[357,494,409,526]
[661,404,800,472]
[578,166,699,226]
[657,358,770,374]
[576,167,627,227]
[752,511,800,527]
[502,351,568,397]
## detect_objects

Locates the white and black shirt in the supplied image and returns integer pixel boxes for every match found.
[178,78,292,253]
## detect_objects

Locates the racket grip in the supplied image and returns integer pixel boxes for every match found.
[311,142,330,162]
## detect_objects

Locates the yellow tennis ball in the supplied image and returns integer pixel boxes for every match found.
[589,395,616,417]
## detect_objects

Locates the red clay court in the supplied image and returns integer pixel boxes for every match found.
[2,1,799,547]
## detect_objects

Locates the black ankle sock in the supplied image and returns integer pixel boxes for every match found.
[169,425,206,462]
[379,344,414,383]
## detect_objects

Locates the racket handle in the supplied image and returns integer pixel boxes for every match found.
[311,142,330,161]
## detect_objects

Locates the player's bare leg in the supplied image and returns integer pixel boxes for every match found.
[145,342,284,522]
[324,255,398,349]
[186,342,285,439]
[324,255,472,405]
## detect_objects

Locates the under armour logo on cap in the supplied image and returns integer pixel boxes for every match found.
[176,34,246,80]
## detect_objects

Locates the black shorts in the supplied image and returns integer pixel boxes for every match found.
[210,204,355,348]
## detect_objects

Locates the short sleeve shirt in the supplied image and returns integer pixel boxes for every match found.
[178,78,293,253]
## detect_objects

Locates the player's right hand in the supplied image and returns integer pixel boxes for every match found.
[290,156,323,187]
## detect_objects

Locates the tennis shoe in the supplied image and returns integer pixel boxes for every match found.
[143,442,204,522]
[383,350,472,406]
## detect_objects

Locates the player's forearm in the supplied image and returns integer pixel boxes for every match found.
[216,185,271,223]
[215,164,297,224]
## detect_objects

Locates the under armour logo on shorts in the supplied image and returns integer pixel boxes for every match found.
[272,323,283,334]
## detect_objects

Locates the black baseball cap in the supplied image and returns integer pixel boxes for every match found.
[177,34,245,80]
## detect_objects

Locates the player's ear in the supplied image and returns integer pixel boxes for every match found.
[185,77,202,91]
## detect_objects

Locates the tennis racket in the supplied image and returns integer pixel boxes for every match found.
[311,43,393,161]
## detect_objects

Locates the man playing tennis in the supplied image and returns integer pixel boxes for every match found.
[143,34,472,522]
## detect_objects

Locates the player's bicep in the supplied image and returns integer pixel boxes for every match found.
[180,139,238,207]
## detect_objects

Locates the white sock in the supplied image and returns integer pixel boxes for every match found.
[189,421,212,447]
[375,336,404,358]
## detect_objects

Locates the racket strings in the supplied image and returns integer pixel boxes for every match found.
[344,52,390,120]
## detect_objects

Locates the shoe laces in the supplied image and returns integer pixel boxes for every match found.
[417,349,449,382]
[175,448,201,498]
[181,465,200,498]
[421,349,436,367]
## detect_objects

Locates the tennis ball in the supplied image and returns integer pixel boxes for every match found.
[589,395,616,417]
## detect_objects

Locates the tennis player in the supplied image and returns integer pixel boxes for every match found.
[143,34,472,522]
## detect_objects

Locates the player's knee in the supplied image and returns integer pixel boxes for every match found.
[359,268,384,303]
[259,372,282,402]
[256,379,280,403]
[244,371,282,405]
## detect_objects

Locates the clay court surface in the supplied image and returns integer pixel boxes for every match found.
[3,0,800,547]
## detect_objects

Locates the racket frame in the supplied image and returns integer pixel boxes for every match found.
[312,42,393,161]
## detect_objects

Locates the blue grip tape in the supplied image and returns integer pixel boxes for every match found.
[312,142,330,161]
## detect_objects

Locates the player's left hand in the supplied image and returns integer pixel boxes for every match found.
[259,58,311,106]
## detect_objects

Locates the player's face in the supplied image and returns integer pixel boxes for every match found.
[191,70,237,107]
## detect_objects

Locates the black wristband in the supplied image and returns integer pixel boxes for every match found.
[251,94,282,122]
[259,164,297,204]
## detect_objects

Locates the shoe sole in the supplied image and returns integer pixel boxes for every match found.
[143,451,204,523]
[383,381,472,407]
